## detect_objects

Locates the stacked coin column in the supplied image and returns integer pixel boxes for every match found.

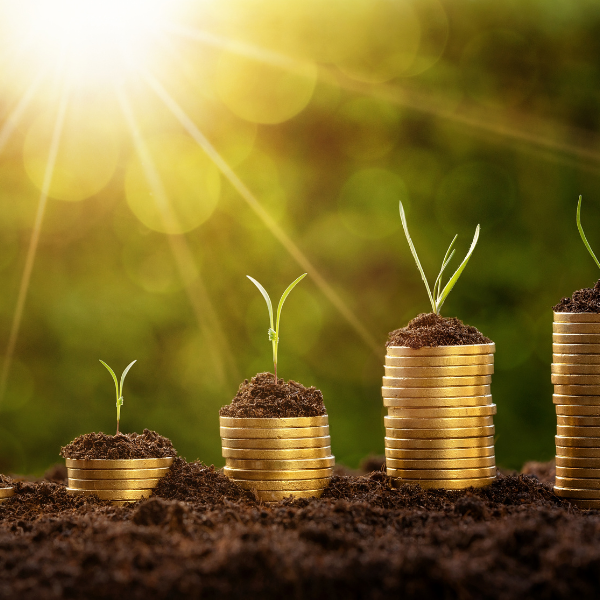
[220,416,334,503]
[66,457,174,505]
[553,312,600,509]
[382,343,497,489]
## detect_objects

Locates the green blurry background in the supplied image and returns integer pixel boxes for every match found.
[0,0,598,473]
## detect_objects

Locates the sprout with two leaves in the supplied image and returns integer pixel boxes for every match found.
[99,360,137,435]
[399,201,480,315]
[247,273,307,383]
[577,195,600,271]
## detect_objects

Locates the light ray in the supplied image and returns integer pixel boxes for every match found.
[142,70,381,355]
[0,78,70,405]
[116,86,239,386]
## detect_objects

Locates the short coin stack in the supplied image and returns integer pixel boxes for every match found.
[0,487,13,503]
[66,457,174,504]
[552,312,600,509]
[220,416,334,503]
[383,343,497,489]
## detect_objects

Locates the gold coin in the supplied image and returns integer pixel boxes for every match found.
[553,394,600,406]
[565,499,600,509]
[555,405,600,416]
[0,487,14,499]
[224,456,335,470]
[387,466,496,479]
[556,446,600,458]
[386,344,495,357]
[381,385,491,398]
[553,333,600,344]
[67,467,170,480]
[553,343,600,355]
[385,435,495,449]
[384,415,494,429]
[229,478,330,491]
[556,456,600,468]
[386,425,495,439]
[554,486,600,499]
[386,456,495,469]
[384,364,494,378]
[552,375,600,385]
[385,445,495,460]
[552,364,600,375]
[383,375,492,388]
[220,436,331,449]
[554,323,600,334]
[390,476,495,490]
[254,489,324,502]
[64,457,174,469]
[219,425,329,439]
[555,476,600,490]
[556,466,600,479]
[556,435,600,448]
[68,478,159,490]
[66,488,153,500]
[553,353,600,365]
[219,416,328,428]
[387,405,496,418]
[557,415,600,426]
[223,466,334,480]
[557,425,600,437]
[221,447,332,460]
[385,354,494,367]
[383,395,493,408]
[555,386,600,397]
[554,312,600,323]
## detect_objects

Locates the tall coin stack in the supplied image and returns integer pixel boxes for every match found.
[220,415,334,503]
[66,457,174,505]
[383,343,497,489]
[553,312,600,509]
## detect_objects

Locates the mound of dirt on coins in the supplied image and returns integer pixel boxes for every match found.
[387,312,492,348]
[553,279,600,312]
[60,429,177,460]
[220,372,327,418]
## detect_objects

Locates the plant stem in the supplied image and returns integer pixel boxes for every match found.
[274,361,277,383]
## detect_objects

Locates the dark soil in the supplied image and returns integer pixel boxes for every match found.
[220,372,327,418]
[553,279,600,312]
[1,460,599,599]
[387,312,492,348]
[60,429,177,460]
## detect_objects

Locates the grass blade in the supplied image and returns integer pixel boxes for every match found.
[577,195,600,270]
[276,273,307,334]
[119,360,137,399]
[247,276,274,330]
[433,236,457,303]
[100,360,119,402]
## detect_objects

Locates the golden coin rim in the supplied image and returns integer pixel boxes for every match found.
[66,488,153,500]
[383,395,493,408]
[382,375,492,388]
[386,425,495,438]
[553,354,600,364]
[390,476,495,489]
[68,478,160,490]
[554,486,600,498]
[387,405,496,418]
[223,466,334,480]
[552,364,600,374]
[220,436,331,449]
[384,415,494,428]
[66,467,170,480]
[224,456,335,469]
[255,489,324,501]
[553,344,600,355]
[556,446,600,457]
[0,488,14,498]
[553,394,600,405]
[386,466,496,479]
[384,365,494,378]
[555,386,600,396]
[222,447,331,459]
[64,457,174,469]
[386,343,495,357]
[219,426,329,439]
[552,375,600,385]
[555,477,600,489]
[385,435,495,449]
[229,477,330,491]
[554,323,600,334]
[385,354,494,367]
[385,445,495,459]
[219,416,328,428]
[381,385,492,398]
[555,405,600,416]
[554,312,600,323]
[385,456,495,469]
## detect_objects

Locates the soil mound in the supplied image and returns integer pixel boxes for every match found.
[553,279,600,312]
[387,312,491,348]
[60,429,177,460]
[220,372,327,418]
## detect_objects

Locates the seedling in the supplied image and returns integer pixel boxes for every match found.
[247,273,307,382]
[399,201,480,315]
[99,360,137,435]
[577,196,600,270]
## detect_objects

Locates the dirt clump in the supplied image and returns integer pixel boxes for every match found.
[220,372,327,418]
[553,279,600,312]
[387,312,491,348]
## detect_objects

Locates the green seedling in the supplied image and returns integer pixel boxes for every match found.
[247,273,307,383]
[577,195,600,270]
[99,360,137,435]
[399,201,480,315]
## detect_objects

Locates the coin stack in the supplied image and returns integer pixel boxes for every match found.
[65,457,174,505]
[552,311,600,509]
[382,343,497,489]
[220,415,334,503]
[0,487,14,503]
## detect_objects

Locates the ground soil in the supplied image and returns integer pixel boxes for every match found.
[59,429,178,460]
[387,312,492,348]
[1,456,600,599]
[220,372,327,418]
[553,279,600,312]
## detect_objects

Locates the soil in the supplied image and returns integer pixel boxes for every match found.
[2,459,600,599]
[553,278,600,312]
[220,372,327,418]
[59,429,178,460]
[387,312,492,348]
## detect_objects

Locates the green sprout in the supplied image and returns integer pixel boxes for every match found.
[399,201,480,315]
[99,360,137,435]
[577,195,600,270]
[247,273,307,383]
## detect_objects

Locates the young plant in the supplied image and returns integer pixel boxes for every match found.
[99,360,137,435]
[247,273,307,383]
[577,195,600,270]
[399,201,480,315]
